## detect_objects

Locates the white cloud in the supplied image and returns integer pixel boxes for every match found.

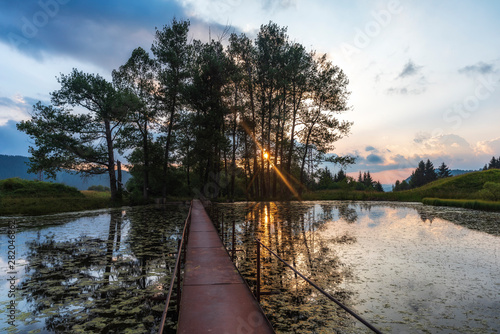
[0,95,33,125]
[474,137,500,156]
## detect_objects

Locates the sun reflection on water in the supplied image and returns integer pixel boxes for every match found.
[213,201,500,334]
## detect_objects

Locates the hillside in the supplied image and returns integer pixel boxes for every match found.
[0,178,113,215]
[0,154,131,190]
[396,169,500,200]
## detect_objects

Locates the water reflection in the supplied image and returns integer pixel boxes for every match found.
[213,201,500,334]
[214,202,360,333]
[3,205,187,334]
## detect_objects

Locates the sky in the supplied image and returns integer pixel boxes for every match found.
[1,0,499,185]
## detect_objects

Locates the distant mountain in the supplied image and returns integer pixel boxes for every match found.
[0,154,131,190]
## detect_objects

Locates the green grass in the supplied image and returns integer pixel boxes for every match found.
[0,177,83,198]
[0,178,113,216]
[422,198,500,211]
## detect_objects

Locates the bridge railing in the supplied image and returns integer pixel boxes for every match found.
[157,200,193,334]
[255,238,383,334]
[208,205,382,333]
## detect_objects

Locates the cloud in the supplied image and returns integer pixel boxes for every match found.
[0,95,38,125]
[387,60,427,95]
[458,61,496,76]
[398,59,422,78]
[262,0,297,11]
[0,0,192,69]
[365,145,376,151]
[475,137,500,156]
[366,153,384,164]
[0,120,31,156]
[386,86,426,95]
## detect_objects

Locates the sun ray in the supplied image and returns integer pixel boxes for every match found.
[239,120,302,200]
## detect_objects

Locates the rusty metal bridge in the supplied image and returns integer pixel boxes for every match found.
[158,199,274,333]
[158,199,381,334]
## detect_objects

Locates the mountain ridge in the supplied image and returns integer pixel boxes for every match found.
[0,154,131,190]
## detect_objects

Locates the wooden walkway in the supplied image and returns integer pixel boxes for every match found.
[177,200,274,334]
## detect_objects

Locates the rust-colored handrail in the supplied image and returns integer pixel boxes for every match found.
[157,201,193,334]
[255,238,383,334]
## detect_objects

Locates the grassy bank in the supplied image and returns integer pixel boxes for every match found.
[422,198,500,211]
[0,178,113,216]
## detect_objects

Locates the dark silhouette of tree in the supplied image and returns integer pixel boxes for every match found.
[151,18,191,198]
[363,171,373,188]
[393,179,411,191]
[424,159,437,183]
[410,160,427,188]
[437,162,451,178]
[17,70,140,200]
[19,19,354,201]
[112,47,158,201]
[487,156,500,169]
[334,169,346,182]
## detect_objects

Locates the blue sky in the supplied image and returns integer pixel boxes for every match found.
[1,0,499,183]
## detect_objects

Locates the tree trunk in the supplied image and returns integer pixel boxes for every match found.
[117,160,122,194]
[162,105,175,198]
[299,126,315,196]
[143,125,149,201]
[104,119,118,201]
[287,82,299,176]
[230,86,238,201]
[247,64,259,198]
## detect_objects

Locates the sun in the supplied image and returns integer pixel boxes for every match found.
[263,152,269,160]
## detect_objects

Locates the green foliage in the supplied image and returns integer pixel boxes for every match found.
[394,169,500,201]
[0,178,82,197]
[437,162,451,178]
[422,198,500,212]
[0,178,118,215]
[87,185,110,192]
[487,156,500,169]
[477,181,500,201]
[17,19,354,202]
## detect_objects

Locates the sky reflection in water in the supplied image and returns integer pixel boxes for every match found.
[214,201,500,334]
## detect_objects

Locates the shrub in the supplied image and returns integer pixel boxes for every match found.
[87,185,110,192]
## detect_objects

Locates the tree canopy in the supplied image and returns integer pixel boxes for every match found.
[18,19,354,201]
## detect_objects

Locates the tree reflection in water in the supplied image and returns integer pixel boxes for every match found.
[213,202,361,333]
[20,205,187,333]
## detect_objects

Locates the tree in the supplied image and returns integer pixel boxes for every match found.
[393,179,411,191]
[317,167,335,190]
[363,171,373,188]
[410,160,426,188]
[297,54,351,195]
[437,162,451,178]
[17,69,139,200]
[334,169,346,182]
[152,18,191,197]
[488,156,500,169]
[113,47,158,201]
[424,159,437,183]
[187,39,231,197]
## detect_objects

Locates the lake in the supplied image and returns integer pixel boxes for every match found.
[1,201,499,333]
[212,201,500,334]
[0,204,188,334]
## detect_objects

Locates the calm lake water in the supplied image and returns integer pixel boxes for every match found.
[212,201,500,334]
[1,201,499,333]
[0,204,188,334]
